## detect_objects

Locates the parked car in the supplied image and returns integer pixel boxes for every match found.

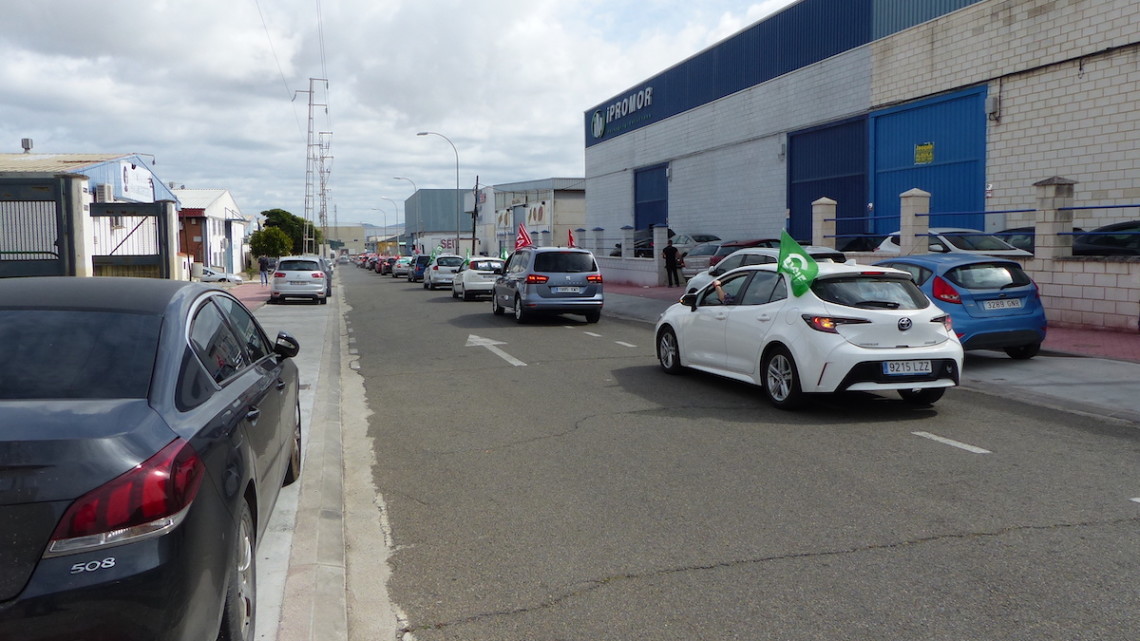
[0,276,301,641]
[378,256,397,275]
[492,246,604,323]
[408,254,431,282]
[609,228,720,258]
[270,255,328,304]
[199,266,244,284]
[452,257,505,301]
[874,227,1031,256]
[1071,220,1140,256]
[424,254,464,290]
[655,262,963,408]
[874,253,1047,359]
[679,241,723,280]
[993,226,1085,253]
[685,245,846,293]
[707,238,781,267]
[671,232,722,256]
[392,256,413,278]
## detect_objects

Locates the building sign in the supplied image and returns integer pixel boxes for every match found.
[120,160,155,203]
[592,86,654,140]
[914,142,934,165]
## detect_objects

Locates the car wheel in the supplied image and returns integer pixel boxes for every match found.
[462,289,473,301]
[217,500,256,641]
[1004,342,1040,360]
[492,294,505,316]
[319,296,327,305]
[452,286,459,299]
[283,400,302,486]
[656,326,683,374]
[761,346,803,410]
[898,387,946,405]
[513,295,528,324]
[584,310,601,323]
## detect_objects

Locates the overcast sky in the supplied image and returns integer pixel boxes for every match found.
[2,0,797,228]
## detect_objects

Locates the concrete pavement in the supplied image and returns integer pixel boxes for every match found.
[222,272,1140,641]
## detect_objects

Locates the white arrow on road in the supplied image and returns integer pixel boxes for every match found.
[466,334,527,367]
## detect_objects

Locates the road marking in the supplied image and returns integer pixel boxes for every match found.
[615,341,636,348]
[584,331,602,337]
[1131,498,1140,504]
[911,431,991,454]
[466,334,526,367]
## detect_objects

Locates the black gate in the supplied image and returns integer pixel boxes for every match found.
[0,176,78,278]
[90,201,173,278]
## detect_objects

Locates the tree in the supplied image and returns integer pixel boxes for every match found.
[249,226,292,258]
[261,208,324,254]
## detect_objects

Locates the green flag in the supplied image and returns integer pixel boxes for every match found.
[429,245,443,262]
[777,230,818,297]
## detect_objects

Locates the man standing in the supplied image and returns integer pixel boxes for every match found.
[662,240,681,287]
[258,255,270,285]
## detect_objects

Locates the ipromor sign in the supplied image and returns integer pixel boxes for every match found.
[591,86,653,140]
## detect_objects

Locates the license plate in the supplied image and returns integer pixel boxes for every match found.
[982,298,1022,311]
[289,281,308,285]
[883,360,932,375]
[552,286,582,293]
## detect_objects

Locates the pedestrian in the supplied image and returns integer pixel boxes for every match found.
[662,239,681,287]
[258,255,270,285]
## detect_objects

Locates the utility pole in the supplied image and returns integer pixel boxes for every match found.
[319,130,333,257]
[295,78,328,256]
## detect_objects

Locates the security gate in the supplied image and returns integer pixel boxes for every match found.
[90,202,172,278]
[0,176,79,278]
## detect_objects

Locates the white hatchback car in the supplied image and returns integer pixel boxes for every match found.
[655,262,963,409]
[270,256,328,304]
[451,257,505,301]
[874,227,1031,256]
[424,254,464,290]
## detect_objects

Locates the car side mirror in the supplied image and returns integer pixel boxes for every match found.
[929,242,948,253]
[710,267,724,276]
[274,331,300,359]
[681,292,698,308]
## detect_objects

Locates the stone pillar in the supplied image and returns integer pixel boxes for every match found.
[1033,176,1077,260]
[653,224,670,285]
[66,175,95,277]
[589,228,603,255]
[812,197,837,248]
[620,226,635,259]
[899,188,931,256]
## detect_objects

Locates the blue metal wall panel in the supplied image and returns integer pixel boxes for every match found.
[787,116,868,243]
[872,0,985,40]
[869,87,988,233]
[634,165,668,231]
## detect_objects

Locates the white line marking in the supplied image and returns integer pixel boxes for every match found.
[466,334,527,367]
[911,431,991,454]
[1131,498,1140,504]
[584,331,602,337]
[615,341,636,348]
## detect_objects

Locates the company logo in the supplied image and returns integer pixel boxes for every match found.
[898,317,913,331]
[592,86,653,139]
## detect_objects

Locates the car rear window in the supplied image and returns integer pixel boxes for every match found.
[279,259,320,271]
[437,256,463,267]
[946,263,1031,289]
[686,244,719,257]
[534,252,597,273]
[812,276,930,310]
[0,310,161,399]
[470,260,503,271]
[941,233,1016,252]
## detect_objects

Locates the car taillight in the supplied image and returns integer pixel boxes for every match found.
[46,438,205,557]
[526,274,549,284]
[933,314,954,333]
[801,315,870,333]
[273,271,286,278]
[931,276,961,304]
[587,274,603,283]
[313,272,325,279]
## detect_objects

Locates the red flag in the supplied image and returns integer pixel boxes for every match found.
[515,223,533,250]
[567,229,576,248]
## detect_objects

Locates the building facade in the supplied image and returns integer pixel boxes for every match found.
[172,188,249,274]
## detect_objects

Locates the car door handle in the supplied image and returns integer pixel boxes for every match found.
[755,313,772,322]
[276,379,287,391]
[246,407,261,422]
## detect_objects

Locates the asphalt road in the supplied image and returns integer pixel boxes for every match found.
[337,265,1140,641]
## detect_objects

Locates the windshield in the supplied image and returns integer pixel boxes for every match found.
[947,263,1031,289]
[941,233,1017,251]
[812,276,930,310]
[0,310,161,399]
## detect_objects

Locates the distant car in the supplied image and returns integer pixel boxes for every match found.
[408,254,431,282]
[686,245,846,293]
[424,254,464,290]
[875,254,1047,359]
[610,228,719,258]
[680,241,722,280]
[378,256,397,275]
[271,255,328,304]
[655,262,963,408]
[0,276,301,641]
[993,226,1085,253]
[492,246,604,323]
[392,256,413,278]
[670,232,722,256]
[199,266,244,284]
[707,238,781,267]
[1071,220,1140,256]
[452,257,505,301]
[874,227,1031,256]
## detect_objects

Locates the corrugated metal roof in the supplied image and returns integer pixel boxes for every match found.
[0,153,132,174]
[172,189,227,209]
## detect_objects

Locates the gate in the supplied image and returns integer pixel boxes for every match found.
[90,202,173,278]
[0,176,79,278]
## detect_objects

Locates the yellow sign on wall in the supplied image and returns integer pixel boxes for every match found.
[914,142,934,165]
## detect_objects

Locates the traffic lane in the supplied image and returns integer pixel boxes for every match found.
[342,268,1140,639]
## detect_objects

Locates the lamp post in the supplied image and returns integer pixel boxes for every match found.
[379,197,401,254]
[394,176,419,254]
[416,131,461,255]
[368,207,390,254]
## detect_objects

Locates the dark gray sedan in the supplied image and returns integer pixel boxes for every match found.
[0,277,302,641]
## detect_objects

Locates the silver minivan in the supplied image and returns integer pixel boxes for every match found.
[491,247,604,323]
[270,256,328,304]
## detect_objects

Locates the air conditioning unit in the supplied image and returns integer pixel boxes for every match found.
[95,184,114,202]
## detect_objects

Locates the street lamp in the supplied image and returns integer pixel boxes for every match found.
[379,197,401,253]
[368,207,391,254]
[416,131,461,255]
[394,176,419,254]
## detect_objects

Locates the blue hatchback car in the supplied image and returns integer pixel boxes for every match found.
[874,254,1046,359]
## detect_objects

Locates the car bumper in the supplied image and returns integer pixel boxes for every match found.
[796,341,963,393]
